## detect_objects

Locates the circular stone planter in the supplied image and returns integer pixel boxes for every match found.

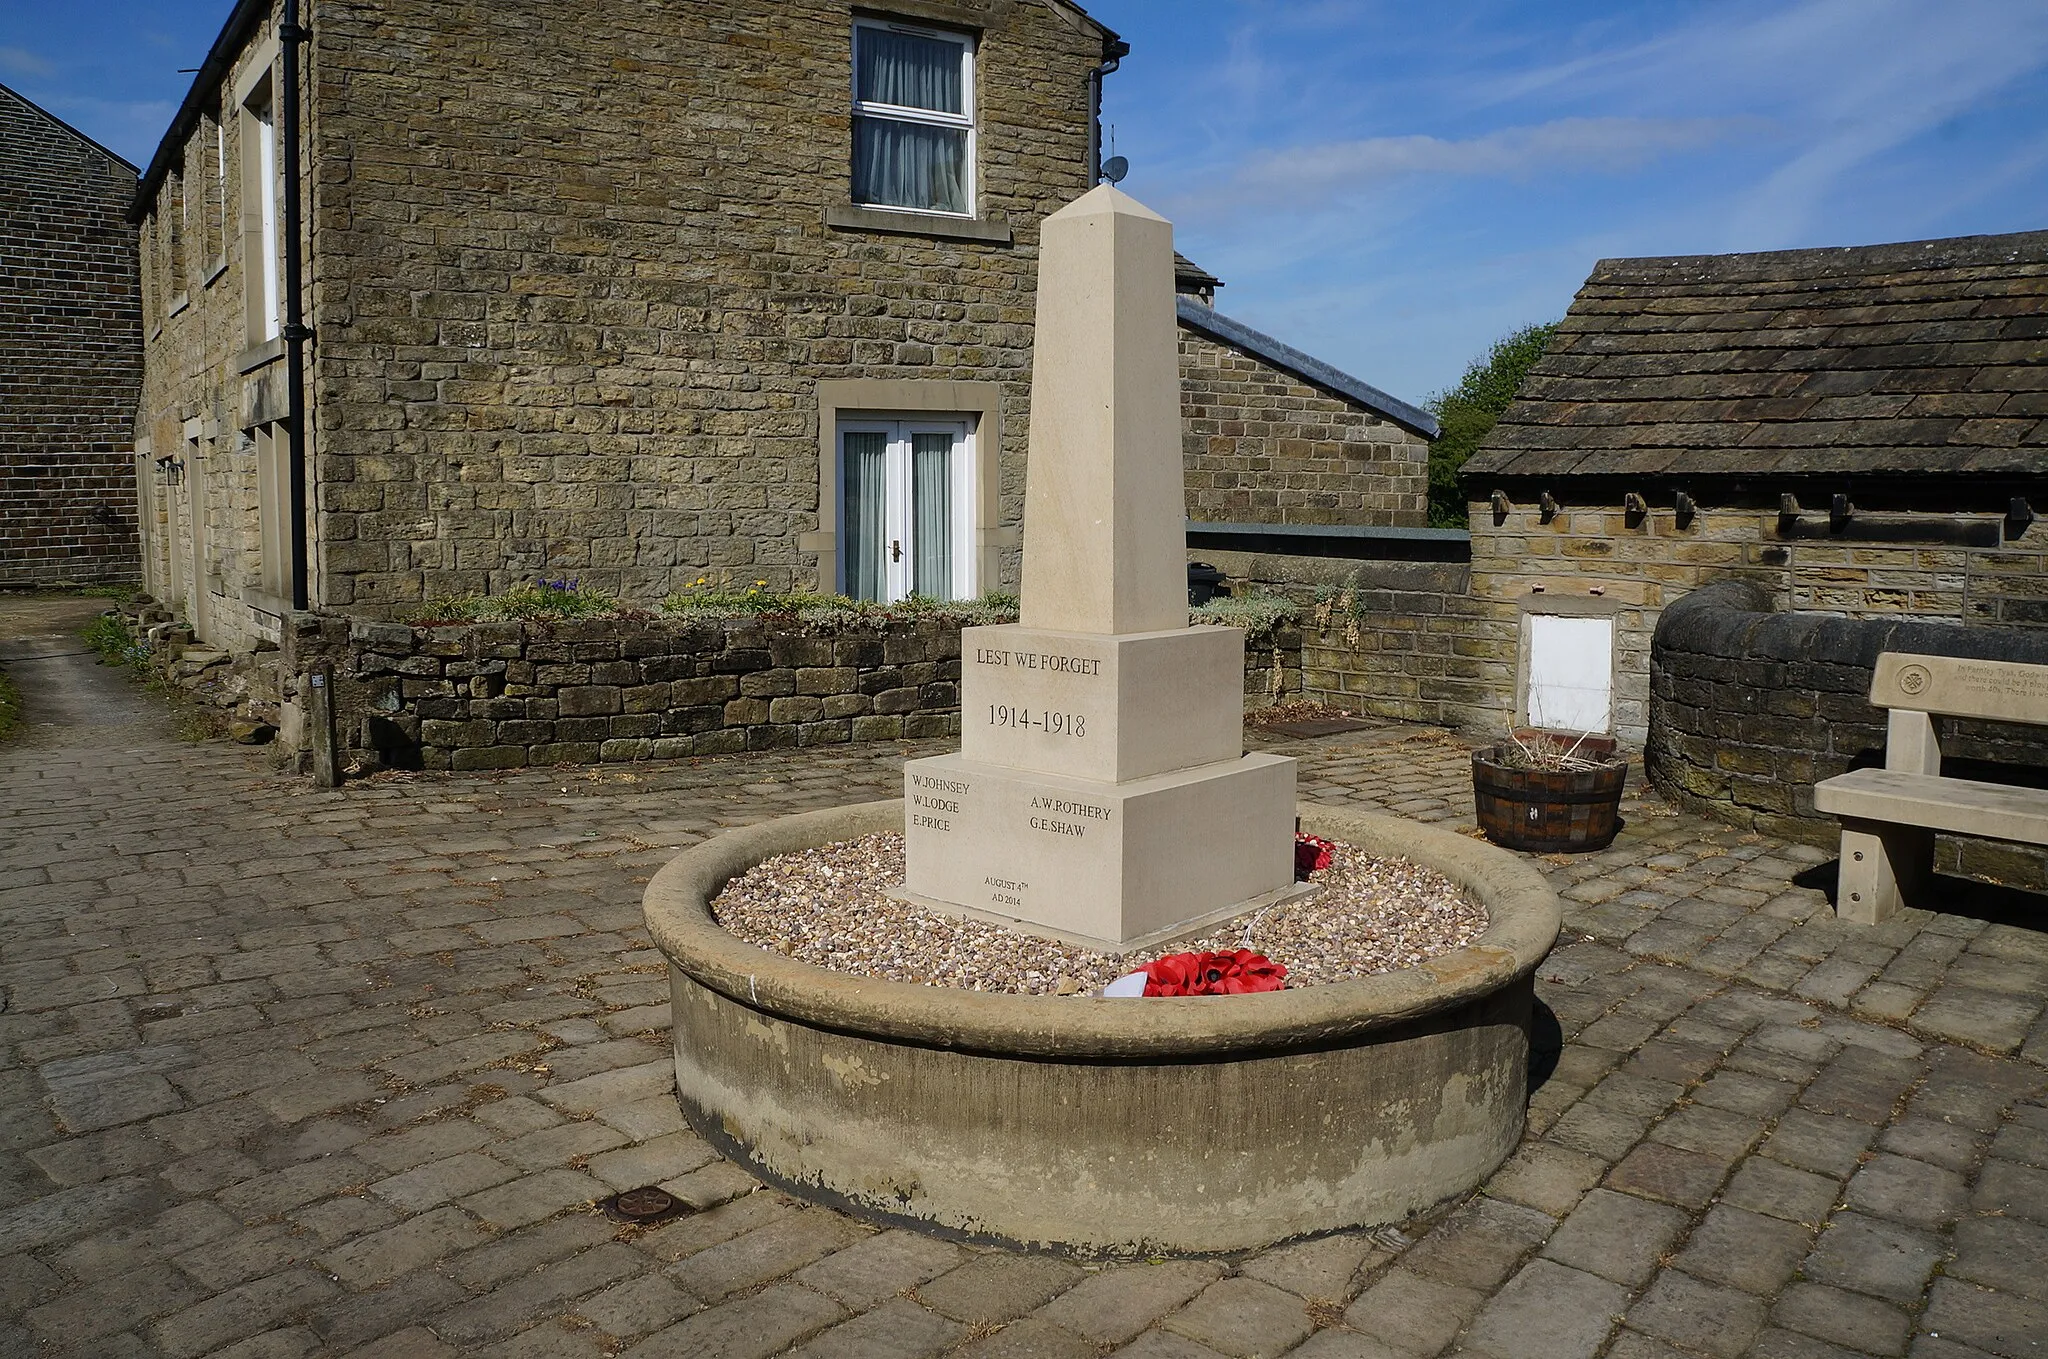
[642,801,1560,1257]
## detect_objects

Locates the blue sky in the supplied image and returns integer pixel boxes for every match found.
[8,0,2048,405]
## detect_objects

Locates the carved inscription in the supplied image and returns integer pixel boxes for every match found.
[988,705,1086,737]
[909,771,969,832]
[984,875,1027,909]
[973,646,1105,676]
[1027,794,1111,839]
[1950,660,2048,703]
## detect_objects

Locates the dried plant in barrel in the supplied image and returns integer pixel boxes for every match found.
[1472,729,1628,852]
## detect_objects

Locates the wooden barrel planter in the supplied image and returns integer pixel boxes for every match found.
[1473,733,1628,852]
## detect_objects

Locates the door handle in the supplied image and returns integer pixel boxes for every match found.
[891,540,902,562]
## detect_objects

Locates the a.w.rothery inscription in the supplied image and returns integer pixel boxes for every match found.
[973,646,1105,676]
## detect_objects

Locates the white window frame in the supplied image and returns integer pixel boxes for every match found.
[254,92,280,341]
[850,18,976,219]
[837,416,976,602]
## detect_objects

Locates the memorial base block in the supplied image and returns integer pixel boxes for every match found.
[902,750,1298,951]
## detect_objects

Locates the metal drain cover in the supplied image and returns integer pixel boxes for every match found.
[600,1186,688,1225]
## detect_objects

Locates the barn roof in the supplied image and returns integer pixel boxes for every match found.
[1464,229,2048,484]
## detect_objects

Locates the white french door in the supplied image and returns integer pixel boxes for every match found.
[839,418,973,602]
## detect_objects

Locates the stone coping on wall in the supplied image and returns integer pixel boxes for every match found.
[262,607,1302,774]
[1648,577,2048,887]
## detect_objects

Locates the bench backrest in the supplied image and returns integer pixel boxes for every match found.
[1870,652,2048,726]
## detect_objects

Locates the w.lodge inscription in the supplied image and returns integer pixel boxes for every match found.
[909,771,970,831]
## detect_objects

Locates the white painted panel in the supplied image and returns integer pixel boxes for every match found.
[1526,614,1613,733]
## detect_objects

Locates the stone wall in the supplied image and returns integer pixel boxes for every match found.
[0,88,142,588]
[283,614,969,771]
[1648,579,2048,887]
[1179,330,1429,528]
[238,609,1301,773]
[1296,496,2048,745]
[306,0,1103,612]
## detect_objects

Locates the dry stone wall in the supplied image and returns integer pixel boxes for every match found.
[1649,579,2048,888]
[1299,497,2048,745]
[0,88,142,587]
[270,610,1299,772]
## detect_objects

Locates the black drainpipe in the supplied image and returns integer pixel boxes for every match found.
[280,0,312,611]
[1086,37,1130,183]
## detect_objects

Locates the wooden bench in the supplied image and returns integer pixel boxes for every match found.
[1813,652,2048,924]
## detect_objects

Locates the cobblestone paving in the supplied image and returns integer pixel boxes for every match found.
[4,598,2047,1358]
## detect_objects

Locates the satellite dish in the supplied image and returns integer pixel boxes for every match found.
[1101,155,1128,185]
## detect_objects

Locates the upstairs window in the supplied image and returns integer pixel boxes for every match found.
[851,20,974,217]
[241,79,281,343]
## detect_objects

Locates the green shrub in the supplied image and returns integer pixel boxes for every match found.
[661,582,1021,625]
[397,579,622,626]
[1426,320,1561,528]
[0,668,20,742]
[80,613,147,667]
[1191,594,1298,635]
[399,593,487,626]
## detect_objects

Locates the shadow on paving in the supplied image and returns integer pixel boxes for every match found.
[4,606,2048,1359]
[1793,857,2048,933]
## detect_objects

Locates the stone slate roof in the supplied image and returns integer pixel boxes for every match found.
[1174,253,1223,295]
[1465,229,2048,483]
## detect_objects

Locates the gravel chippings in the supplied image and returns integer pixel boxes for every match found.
[710,832,1488,995]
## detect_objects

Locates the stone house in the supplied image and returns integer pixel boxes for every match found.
[0,83,143,588]
[1308,228,2048,745]
[128,0,1432,663]
[132,0,1123,656]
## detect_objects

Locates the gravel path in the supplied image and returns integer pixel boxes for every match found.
[710,832,1487,994]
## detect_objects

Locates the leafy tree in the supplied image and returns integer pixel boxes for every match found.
[1424,320,1561,528]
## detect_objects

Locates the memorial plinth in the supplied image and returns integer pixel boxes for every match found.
[902,185,1298,951]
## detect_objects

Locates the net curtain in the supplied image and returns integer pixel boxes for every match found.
[854,29,967,213]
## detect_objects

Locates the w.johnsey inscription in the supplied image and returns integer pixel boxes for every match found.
[901,185,1298,950]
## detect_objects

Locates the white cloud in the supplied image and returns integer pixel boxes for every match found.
[1229,116,1760,202]
[0,45,55,79]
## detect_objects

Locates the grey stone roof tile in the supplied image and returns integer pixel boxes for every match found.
[1465,226,2048,484]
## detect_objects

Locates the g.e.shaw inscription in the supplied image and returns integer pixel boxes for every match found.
[1027,794,1111,838]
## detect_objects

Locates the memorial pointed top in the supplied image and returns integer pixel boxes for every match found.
[1019,184,1185,636]
[1043,183,1170,226]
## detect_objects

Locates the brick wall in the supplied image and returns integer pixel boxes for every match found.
[0,87,142,587]
[1179,330,1428,527]
[1649,578,2048,888]
[1298,559,1485,729]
